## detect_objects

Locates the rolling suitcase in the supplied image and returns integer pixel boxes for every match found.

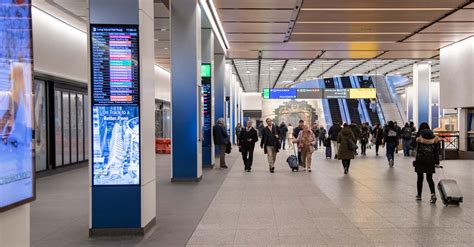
[325,146,332,158]
[287,145,299,172]
[436,165,463,206]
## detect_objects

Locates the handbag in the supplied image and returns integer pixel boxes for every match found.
[225,142,232,154]
[347,138,358,151]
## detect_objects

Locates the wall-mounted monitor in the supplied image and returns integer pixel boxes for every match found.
[90,24,140,185]
[0,0,35,212]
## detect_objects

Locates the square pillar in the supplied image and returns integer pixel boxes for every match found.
[412,63,431,127]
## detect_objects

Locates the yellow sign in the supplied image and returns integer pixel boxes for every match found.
[349,88,376,99]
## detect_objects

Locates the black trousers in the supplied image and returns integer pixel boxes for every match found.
[375,144,381,154]
[280,136,286,149]
[417,172,435,196]
[342,159,351,169]
[298,151,302,165]
[241,145,255,169]
[361,142,367,155]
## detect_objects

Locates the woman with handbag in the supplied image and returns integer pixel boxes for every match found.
[414,122,440,203]
[294,124,316,172]
[337,123,357,174]
[260,118,280,173]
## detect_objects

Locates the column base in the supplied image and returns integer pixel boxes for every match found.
[89,217,156,237]
[171,176,202,183]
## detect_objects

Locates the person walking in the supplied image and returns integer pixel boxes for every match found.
[360,123,370,156]
[293,120,305,166]
[350,123,361,155]
[235,123,243,145]
[311,123,320,150]
[287,124,294,149]
[261,118,280,173]
[401,122,413,157]
[318,126,327,147]
[294,124,316,172]
[394,121,402,153]
[383,121,400,167]
[279,122,288,150]
[239,120,258,172]
[373,123,384,156]
[328,122,342,159]
[213,118,229,168]
[414,122,440,203]
[337,123,356,174]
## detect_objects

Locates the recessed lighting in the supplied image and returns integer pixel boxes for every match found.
[293,67,297,70]
[428,61,433,64]
[246,71,250,74]
[164,47,168,50]
[160,28,167,31]
[270,67,273,70]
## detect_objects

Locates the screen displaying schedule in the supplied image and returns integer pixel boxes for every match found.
[90,25,140,186]
[91,25,139,105]
[263,88,376,99]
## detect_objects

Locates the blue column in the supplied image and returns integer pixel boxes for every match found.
[171,0,202,181]
[214,55,225,154]
[201,29,214,167]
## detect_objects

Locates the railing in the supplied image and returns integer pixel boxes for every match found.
[434,131,460,151]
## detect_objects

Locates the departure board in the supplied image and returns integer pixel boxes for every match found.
[91,25,139,105]
[202,79,212,148]
[90,25,140,186]
[297,88,323,99]
[324,89,349,99]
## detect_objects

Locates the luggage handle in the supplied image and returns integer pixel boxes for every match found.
[434,164,448,181]
[291,141,298,162]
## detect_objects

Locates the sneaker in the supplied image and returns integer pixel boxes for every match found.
[344,168,348,174]
[308,169,312,172]
[220,165,228,169]
[389,159,394,167]
[416,195,422,201]
[430,194,437,204]
[270,167,275,173]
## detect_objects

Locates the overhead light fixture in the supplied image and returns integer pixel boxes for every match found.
[246,70,250,74]
[292,32,411,35]
[293,67,297,70]
[428,61,433,64]
[270,67,273,70]
[199,0,230,50]
[164,47,168,50]
[160,28,167,31]
[300,8,451,11]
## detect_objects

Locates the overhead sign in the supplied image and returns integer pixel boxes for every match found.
[262,88,376,99]
[90,25,140,185]
[201,63,211,78]
[0,0,35,212]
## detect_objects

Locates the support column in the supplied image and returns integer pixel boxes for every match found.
[406,86,414,122]
[171,0,202,181]
[88,0,156,235]
[201,29,214,167]
[459,108,468,151]
[412,63,431,127]
[214,54,225,154]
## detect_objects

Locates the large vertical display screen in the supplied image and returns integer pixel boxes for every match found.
[0,0,35,211]
[90,25,140,185]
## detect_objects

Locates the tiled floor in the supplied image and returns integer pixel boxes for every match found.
[187,145,474,246]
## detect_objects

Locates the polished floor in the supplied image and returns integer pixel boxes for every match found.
[31,145,473,246]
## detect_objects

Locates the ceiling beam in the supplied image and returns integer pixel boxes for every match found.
[293,51,326,82]
[257,51,262,92]
[399,1,474,42]
[316,60,341,78]
[284,0,304,42]
[272,59,288,88]
[384,61,418,75]
[231,59,246,92]
[342,51,388,76]
[365,60,396,75]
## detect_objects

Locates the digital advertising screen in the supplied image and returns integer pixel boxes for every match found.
[296,88,323,99]
[202,76,212,148]
[349,88,376,99]
[90,24,140,185]
[0,0,35,212]
[263,88,297,99]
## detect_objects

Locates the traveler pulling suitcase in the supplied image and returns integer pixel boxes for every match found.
[324,137,332,158]
[436,165,463,206]
[287,144,299,172]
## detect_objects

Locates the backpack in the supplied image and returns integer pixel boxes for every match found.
[416,143,435,164]
[387,129,397,137]
[402,128,412,140]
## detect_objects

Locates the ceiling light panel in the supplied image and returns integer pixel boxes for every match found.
[322,60,366,77]
[277,60,312,84]
[234,59,259,91]
[299,59,339,80]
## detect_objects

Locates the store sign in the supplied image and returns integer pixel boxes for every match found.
[0,0,35,212]
[90,25,140,185]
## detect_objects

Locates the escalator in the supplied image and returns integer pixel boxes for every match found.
[358,76,381,126]
[340,77,361,125]
[324,78,343,124]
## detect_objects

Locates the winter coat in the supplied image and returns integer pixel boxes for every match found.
[414,129,440,174]
[318,128,327,139]
[328,124,342,141]
[373,127,384,145]
[279,123,288,136]
[213,124,229,145]
[360,126,370,144]
[337,127,356,160]
[239,127,258,150]
[296,130,316,152]
[260,125,281,154]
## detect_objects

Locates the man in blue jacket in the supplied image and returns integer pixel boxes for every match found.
[213,118,229,168]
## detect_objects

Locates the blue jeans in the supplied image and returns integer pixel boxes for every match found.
[403,139,411,156]
[386,142,397,161]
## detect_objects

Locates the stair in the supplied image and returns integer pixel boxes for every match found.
[380,103,404,124]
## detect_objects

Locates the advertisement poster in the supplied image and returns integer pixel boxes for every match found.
[90,25,140,185]
[0,0,34,211]
[92,106,139,185]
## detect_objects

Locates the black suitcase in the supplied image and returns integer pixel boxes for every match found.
[287,145,299,172]
[325,146,332,158]
[436,165,463,206]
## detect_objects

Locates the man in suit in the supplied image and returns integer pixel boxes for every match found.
[213,118,229,168]
[239,119,258,172]
[261,118,280,173]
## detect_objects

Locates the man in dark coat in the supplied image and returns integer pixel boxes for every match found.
[261,118,280,173]
[213,118,229,168]
[337,123,357,174]
[279,122,288,150]
[239,120,259,172]
[328,122,342,159]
